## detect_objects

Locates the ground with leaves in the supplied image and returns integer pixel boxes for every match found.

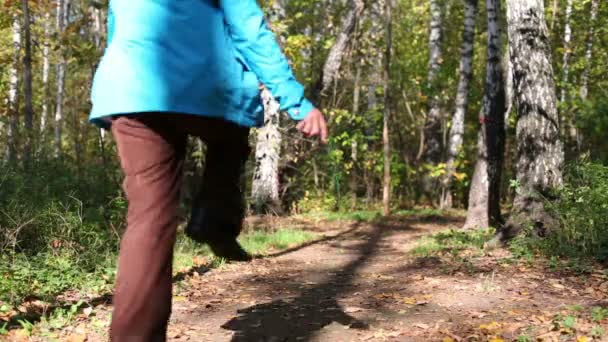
[3,212,608,341]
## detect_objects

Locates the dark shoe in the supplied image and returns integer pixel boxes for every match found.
[185,207,252,262]
[186,138,251,261]
[205,235,252,262]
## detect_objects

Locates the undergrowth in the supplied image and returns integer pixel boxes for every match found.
[510,162,608,263]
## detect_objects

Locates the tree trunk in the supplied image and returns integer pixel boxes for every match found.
[6,14,21,162]
[22,0,34,165]
[382,0,392,217]
[40,12,51,149]
[559,0,573,104]
[464,131,490,229]
[318,0,365,100]
[484,0,506,228]
[251,0,288,214]
[350,64,362,205]
[252,88,282,214]
[499,0,564,241]
[54,0,70,157]
[441,0,478,209]
[464,0,506,229]
[550,0,559,31]
[422,0,444,165]
[580,0,600,100]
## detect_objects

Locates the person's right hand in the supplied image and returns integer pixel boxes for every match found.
[296,108,329,144]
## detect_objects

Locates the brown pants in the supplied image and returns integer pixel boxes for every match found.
[110,114,250,341]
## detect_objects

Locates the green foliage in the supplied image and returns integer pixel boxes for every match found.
[548,163,606,260]
[413,228,495,257]
[239,228,315,254]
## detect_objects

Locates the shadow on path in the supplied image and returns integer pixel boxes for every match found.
[221,221,417,341]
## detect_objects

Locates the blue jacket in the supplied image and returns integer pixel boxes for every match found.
[90,0,314,128]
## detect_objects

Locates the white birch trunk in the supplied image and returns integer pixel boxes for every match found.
[22,0,34,163]
[580,0,600,100]
[423,0,444,165]
[500,0,564,240]
[559,0,573,104]
[252,88,282,213]
[54,0,70,157]
[6,14,21,162]
[40,13,51,142]
[441,0,478,209]
[382,0,392,216]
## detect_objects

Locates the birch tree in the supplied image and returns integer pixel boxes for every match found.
[382,0,392,216]
[54,0,70,157]
[422,0,444,166]
[319,0,365,97]
[559,0,573,104]
[6,13,21,162]
[40,12,52,146]
[464,0,506,229]
[441,0,478,209]
[251,0,287,213]
[22,0,34,163]
[498,0,564,241]
[252,88,283,213]
[580,0,600,100]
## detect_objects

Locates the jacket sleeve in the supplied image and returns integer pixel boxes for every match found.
[219,0,314,120]
[107,4,115,46]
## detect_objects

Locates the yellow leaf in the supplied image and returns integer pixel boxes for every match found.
[577,337,589,342]
[66,334,87,342]
[442,338,455,342]
[403,297,417,305]
[479,321,502,333]
[489,338,504,342]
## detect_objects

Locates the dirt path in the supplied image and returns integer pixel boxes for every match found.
[160,215,608,342]
[17,215,608,341]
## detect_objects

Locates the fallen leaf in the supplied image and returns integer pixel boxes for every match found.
[83,306,93,317]
[344,306,364,313]
[403,297,417,305]
[66,334,87,342]
[577,337,589,342]
[414,323,430,330]
[479,321,502,334]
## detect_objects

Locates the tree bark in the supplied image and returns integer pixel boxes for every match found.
[382,0,392,217]
[6,14,21,162]
[422,0,444,165]
[559,0,573,104]
[22,0,34,164]
[464,0,506,229]
[319,0,365,99]
[350,64,362,204]
[251,2,286,214]
[54,0,70,157]
[499,0,564,241]
[441,0,478,209]
[252,88,282,214]
[580,0,600,100]
[40,12,52,148]
[483,0,507,228]
[464,131,490,229]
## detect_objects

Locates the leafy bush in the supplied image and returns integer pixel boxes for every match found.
[543,162,608,260]
[0,160,123,305]
[511,162,608,261]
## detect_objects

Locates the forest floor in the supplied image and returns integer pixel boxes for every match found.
[4,211,608,341]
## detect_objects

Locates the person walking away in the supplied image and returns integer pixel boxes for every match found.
[89,0,328,340]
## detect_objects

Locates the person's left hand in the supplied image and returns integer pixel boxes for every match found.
[296,108,329,144]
